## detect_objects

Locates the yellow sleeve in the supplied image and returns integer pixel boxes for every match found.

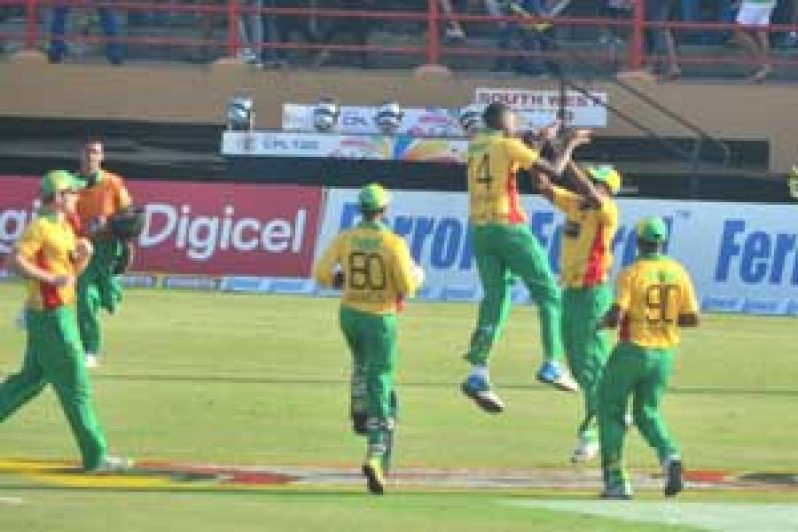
[599,200,618,225]
[312,234,343,287]
[614,267,633,311]
[679,268,700,315]
[504,138,540,169]
[550,186,581,218]
[14,220,43,259]
[390,235,419,298]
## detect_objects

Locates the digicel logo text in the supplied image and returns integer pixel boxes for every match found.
[141,203,307,261]
[1,202,309,260]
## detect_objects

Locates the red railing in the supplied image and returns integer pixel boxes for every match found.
[1,0,797,73]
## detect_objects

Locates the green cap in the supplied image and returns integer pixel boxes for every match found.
[41,170,82,198]
[358,183,390,211]
[636,216,669,243]
[586,165,622,195]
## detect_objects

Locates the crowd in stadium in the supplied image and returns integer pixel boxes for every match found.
[0,1,796,79]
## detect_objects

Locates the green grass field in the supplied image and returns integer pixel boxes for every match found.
[0,283,795,531]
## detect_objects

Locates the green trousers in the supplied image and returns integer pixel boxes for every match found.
[339,306,398,457]
[562,284,613,440]
[598,342,680,486]
[467,222,564,365]
[0,306,108,470]
[77,239,123,355]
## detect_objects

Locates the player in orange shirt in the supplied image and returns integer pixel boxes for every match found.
[74,139,132,368]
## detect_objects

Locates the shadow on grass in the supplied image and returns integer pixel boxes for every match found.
[93,374,798,397]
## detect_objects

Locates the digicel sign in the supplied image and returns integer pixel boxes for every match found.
[0,177,323,277]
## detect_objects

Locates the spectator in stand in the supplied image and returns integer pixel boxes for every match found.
[49,2,124,64]
[266,0,317,67]
[313,0,377,68]
[733,0,776,82]
[238,0,264,64]
[495,0,565,77]
[645,0,681,79]
[439,0,467,41]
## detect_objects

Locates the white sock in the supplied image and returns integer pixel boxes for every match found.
[469,365,489,381]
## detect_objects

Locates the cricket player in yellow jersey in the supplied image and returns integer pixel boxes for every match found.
[597,216,700,499]
[314,183,423,495]
[536,159,621,463]
[0,170,128,472]
[74,139,132,368]
[461,102,583,414]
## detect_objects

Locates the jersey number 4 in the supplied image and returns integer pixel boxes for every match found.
[348,252,387,290]
[473,154,492,189]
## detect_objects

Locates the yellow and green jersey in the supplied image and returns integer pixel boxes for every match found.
[614,254,699,348]
[551,185,619,288]
[313,221,419,315]
[15,211,78,310]
[467,130,540,225]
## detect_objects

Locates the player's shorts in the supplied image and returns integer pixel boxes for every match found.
[736,3,775,27]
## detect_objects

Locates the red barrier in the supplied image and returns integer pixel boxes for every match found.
[0,177,324,277]
[1,1,798,73]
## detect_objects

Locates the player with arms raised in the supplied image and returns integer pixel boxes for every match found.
[534,131,622,463]
[461,102,583,414]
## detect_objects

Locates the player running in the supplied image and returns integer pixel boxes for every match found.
[461,102,581,414]
[597,216,700,499]
[313,183,423,495]
[0,170,128,473]
[535,140,622,463]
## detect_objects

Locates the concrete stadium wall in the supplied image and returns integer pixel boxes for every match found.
[1,52,796,173]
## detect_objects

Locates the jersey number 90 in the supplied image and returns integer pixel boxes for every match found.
[644,284,680,325]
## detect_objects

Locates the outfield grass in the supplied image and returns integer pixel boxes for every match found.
[0,284,795,531]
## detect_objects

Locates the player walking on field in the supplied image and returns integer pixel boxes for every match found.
[313,183,423,495]
[0,170,128,472]
[461,102,581,414]
[597,216,699,499]
[74,139,133,369]
[535,151,622,463]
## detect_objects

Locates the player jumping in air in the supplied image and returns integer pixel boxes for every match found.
[461,102,582,414]
[313,183,423,495]
[597,216,699,499]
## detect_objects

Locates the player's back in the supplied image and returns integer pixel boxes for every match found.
[336,223,416,315]
[467,131,537,224]
[618,255,699,349]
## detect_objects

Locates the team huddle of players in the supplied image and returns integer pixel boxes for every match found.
[0,109,699,498]
[314,102,700,498]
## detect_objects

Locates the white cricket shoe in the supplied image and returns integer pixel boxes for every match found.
[88,455,134,474]
[571,435,600,463]
[85,354,99,369]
